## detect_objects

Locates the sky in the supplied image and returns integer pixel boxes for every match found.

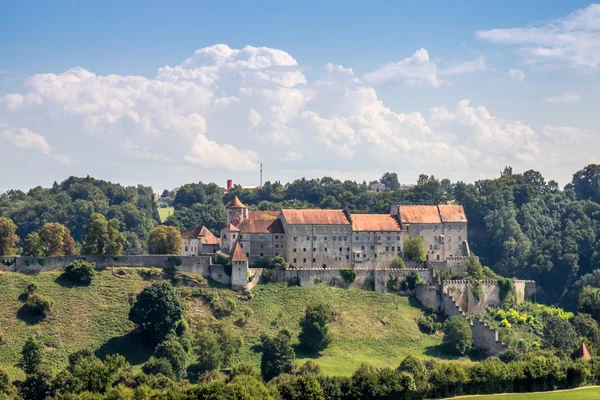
[1,1,599,193]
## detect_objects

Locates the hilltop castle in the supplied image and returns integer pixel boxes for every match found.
[181,196,470,271]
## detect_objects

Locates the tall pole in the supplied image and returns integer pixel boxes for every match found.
[260,163,263,186]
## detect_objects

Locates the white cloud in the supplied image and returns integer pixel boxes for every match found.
[3,127,74,165]
[542,92,581,104]
[364,49,485,87]
[477,4,600,71]
[0,43,596,188]
[508,68,525,81]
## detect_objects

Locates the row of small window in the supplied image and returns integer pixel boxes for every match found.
[294,236,348,241]
[359,245,397,251]
[184,247,197,252]
[293,247,350,252]
[355,235,401,241]
[259,244,281,248]
[293,256,349,263]
[292,226,349,233]
[257,253,280,257]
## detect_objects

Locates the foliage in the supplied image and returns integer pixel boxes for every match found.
[542,315,578,354]
[271,255,289,270]
[147,225,183,254]
[572,313,600,348]
[443,316,473,355]
[391,258,406,269]
[128,281,184,344]
[20,336,44,374]
[471,281,483,302]
[64,259,97,285]
[215,251,229,265]
[21,294,53,320]
[403,271,424,291]
[154,335,187,380]
[299,304,333,353]
[253,258,270,269]
[23,232,45,257]
[579,286,600,323]
[0,217,19,256]
[339,268,357,284]
[260,330,295,381]
[142,357,174,380]
[83,213,125,255]
[403,236,426,263]
[417,315,442,334]
[38,222,77,256]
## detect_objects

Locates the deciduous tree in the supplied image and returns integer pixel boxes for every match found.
[39,222,77,256]
[148,225,183,254]
[0,217,19,256]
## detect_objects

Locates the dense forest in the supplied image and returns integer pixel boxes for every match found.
[1,165,600,308]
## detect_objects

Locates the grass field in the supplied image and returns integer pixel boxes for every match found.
[450,386,600,399]
[158,207,174,222]
[0,269,460,379]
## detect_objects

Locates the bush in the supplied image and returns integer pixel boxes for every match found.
[64,259,97,285]
[339,268,357,284]
[417,315,442,334]
[498,348,522,363]
[443,316,473,355]
[215,252,229,265]
[261,330,295,381]
[471,281,483,302]
[22,294,53,319]
[404,236,426,263]
[25,283,38,295]
[391,258,406,268]
[299,304,333,353]
[403,271,423,291]
[20,336,44,374]
[142,357,175,380]
[270,256,288,270]
[154,336,187,380]
[253,258,270,269]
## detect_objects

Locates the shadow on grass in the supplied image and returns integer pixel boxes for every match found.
[16,306,46,325]
[95,331,154,366]
[293,345,324,360]
[54,273,91,288]
[424,343,463,360]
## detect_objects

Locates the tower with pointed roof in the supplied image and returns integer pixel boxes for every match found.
[226,196,248,225]
[230,241,249,291]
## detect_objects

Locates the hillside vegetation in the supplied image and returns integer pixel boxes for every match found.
[0,269,452,380]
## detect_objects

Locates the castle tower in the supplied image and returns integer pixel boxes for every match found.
[226,196,248,225]
[230,241,249,291]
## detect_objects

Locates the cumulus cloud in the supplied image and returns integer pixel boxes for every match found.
[0,43,596,188]
[508,68,525,81]
[477,4,600,70]
[542,92,581,104]
[3,127,74,164]
[364,49,486,87]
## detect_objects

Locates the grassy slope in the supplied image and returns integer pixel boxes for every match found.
[450,386,600,399]
[158,207,174,222]
[0,269,152,380]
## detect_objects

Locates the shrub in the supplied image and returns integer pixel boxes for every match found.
[443,316,473,355]
[20,336,44,374]
[387,276,403,292]
[26,283,38,295]
[404,236,426,263]
[471,281,483,302]
[339,268,357,284]
[261,330,295,381]
[270,256,288,270]
[215,252,229,265]
[498,348,522,363]
[402,271,423,291]
[417,315,442,334]
[542,315,578,354]
[262,270,274,283]
[22,294,53,319]
[154,336,187,380]
[142,357,175,380]
[299,304,333,353]
[391,258,406,269]
[253,258,270,269]
[64,259,97,285]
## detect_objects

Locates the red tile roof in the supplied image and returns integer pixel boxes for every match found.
[576,342,592,360]
[222,223,240,232]
[399,205,442,224]
[281,209,350,225]
[227,196,246,208]
[231,241,248,262]
[438,205,468,223]
[181,226,220,245]
[237,218,285,234]
[248,210,281,219]
[352,214,402,232]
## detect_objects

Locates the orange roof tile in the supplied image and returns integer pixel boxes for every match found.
[222,223,240,232]
[231,241,248,262]
[237,218,285,234]
[281,209,350,225]
[576,342,592,360]
[181,226,220,245]
[352,214,402,232]
[227,196,246,208]
[438,205,468,223]
[248,210,281,219]
[399,205,442,224]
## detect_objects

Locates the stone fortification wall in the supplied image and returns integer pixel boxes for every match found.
[442,280,501,315]
[254,267,433,294]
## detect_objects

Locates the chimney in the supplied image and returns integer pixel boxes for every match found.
[227,179,233,191]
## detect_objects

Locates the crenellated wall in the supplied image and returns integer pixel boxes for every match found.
[442,279,534,315]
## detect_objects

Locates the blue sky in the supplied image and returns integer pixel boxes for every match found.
[1,1,599,192]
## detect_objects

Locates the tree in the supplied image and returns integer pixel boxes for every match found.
[21,294,53,320]
[20,336,44,374]
[154,335,187,380]
[404,236,426,263]
[39,222,77,256]
[380,172,400,191]
[23,232,45,257]
[0,217,19,256]
[571,313,600,347]
[148,225,183,254]
[570,164,600,203]
[270,255,289,270]
[391,258,406,268]
[261,330,295,381]
[542,315,578,354]
[63,259,96,285]
[443,316,472,355]
[84,213,125,255]
[129,281,183,344]
[173,183,207,209]
[299,304,333,353]
[579,286,600,323]
[142,357,175,380]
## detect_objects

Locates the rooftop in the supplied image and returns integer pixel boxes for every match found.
[227,196,246,208]
[351,214,402,232]
[399,205,442,224]
[231,241,248,262]
[438,205,468,223]
[181,226,220,245]
[236,218,285,234]
[281,209,350,225]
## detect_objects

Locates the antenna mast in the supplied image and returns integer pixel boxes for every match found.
[260,163,263,186]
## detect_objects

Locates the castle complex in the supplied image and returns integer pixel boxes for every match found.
[181,196,470,269]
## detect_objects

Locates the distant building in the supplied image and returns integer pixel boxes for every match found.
[369,182,386,192]
[180,226,220,256]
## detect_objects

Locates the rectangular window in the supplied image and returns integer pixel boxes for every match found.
[303,258,307,263]
[294,236,297,241]
[260,235,264,240]
[355,236,359,240]
[306,236,310,240]
[312,258,316,263]
[275,253,279,256]
[347,247,350,251]
[223,234,227,239]
[293,248,297,253]
[293,258,297,263]
[303,248,307,252]
[260,252,264,257]
[275,235,278,239]
[246,252,249,257]
[343,236,348,241]
[430,245,433,249]
[325,247,328,252]
[313,248,316,252]
[313,236,317,241]
[322,264,327,268]
[459,236,462,242]
[361,245,365,250]
[363,254,366,258]
[377,235,382,242]
[324,236,328,241]
[260,244,264,248]
[397,236,400,240]
[239,235,243,239]
[339,247,342,252]
[371,245,374,250]
[338,236,342,241]
[386,246,389,251]
[346,255,349,260]
[275,244,279,248]
[333,236,337,241]
[374,253,377,258]
[387,236,391,241]
[391,246,395,251]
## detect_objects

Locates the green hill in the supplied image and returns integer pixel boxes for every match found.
[0,268,460,380]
